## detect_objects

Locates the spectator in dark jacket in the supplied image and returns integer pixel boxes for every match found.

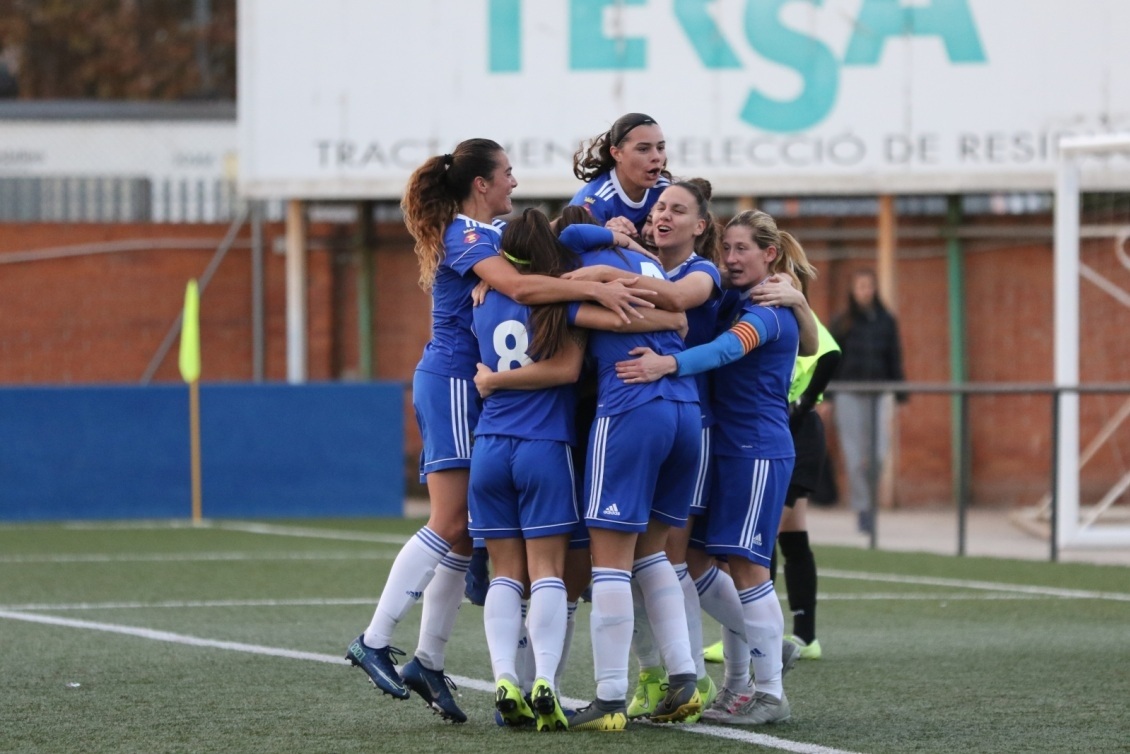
[829,269,906,533]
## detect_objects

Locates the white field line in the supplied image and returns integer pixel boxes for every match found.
[53,519,414,546]
[0,551,395,564]
[0,609,863,754]
[0,592,1061,613]
[13,520,1129,602]
[821,569,1130,602]
[209,521,412,545]
[0,597,379,611]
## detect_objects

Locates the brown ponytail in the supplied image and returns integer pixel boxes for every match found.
[401,138,504,290]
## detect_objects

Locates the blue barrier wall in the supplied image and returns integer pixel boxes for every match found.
[0,382,404,521]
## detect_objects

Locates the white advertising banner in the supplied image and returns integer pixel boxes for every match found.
[0,121,236,181]
[237,0,1130,198]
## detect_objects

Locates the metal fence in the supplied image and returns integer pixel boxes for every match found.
[0,176,250,223]
[829,381,1130,562]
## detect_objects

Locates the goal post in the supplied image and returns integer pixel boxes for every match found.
[1054,132,1130,549]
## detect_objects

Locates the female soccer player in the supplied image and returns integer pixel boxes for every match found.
[345,139,652,724]
[469,211,584,732]
[615,209,812,726]
[570,112,670,237]
[561,179,724,719]
[551,210,705,731]
[470,209,689,731]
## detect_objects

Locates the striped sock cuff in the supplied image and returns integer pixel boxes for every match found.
[439,551,472,572]
[531,577,567,596]
[738,581,776,605]
[592,567,632,586]
[631,552,669,576]
[694,566,719,596]
[415,526,452,557]
[489,577,525,598]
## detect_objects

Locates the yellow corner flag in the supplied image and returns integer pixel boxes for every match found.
[179,279,201,383]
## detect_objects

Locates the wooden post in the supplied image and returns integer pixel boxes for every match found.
[877,194,897,308]
[285,199,307,384]
[877,194,899,510]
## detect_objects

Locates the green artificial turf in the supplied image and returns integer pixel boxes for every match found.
[2,518,1127,753]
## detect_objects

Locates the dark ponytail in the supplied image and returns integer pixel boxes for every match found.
[402,138,504,289]
[499,209,579,359]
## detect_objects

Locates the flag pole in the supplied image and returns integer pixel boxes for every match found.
[179,279,203,524]
[189,378,202,524]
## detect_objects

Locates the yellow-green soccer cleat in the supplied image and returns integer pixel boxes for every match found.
[571,698,628,732]
[785,635,822,660]
[703,640,724,664]
[685,674,717,723]
[627,666,666,719]
[650,674,703,723]
[494,678,535,728]
[530,678,568,732]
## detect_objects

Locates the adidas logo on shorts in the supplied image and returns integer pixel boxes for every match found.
[751,533,762,546]
[601,503,621,517]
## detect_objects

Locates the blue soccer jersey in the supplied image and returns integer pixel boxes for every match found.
[710,301,799,459]
[563,246,697,417]
[569,168,670,233]
[471,290,576,444]
[417,215,506,379]
[667,254,722,428]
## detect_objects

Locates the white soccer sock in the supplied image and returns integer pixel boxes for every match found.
[695,565,752,688]
[633,553,694,678]
[484,577,525,683]
[590,567,633,702]
[515,600,534,693]
[739,581,785,698]
[695,565,746,636]
[556,600,578,693]
[631,577,662,670]
[363,527,450,648]
[722,627,751,691]
[528,577,567,691]
[674,563,706,679]
[414,550,471,671]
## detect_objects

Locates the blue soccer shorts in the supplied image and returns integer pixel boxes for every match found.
[705,455,794,566]
[468,435,579,540]
[584,399,700,533]
[413,369,481,482]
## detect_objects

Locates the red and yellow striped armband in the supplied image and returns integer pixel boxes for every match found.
[730,321,761,354]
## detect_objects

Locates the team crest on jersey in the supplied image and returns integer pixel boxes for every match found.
[464,231,479,243]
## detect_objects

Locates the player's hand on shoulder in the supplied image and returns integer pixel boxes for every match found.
[604,216,638,238]
[594,278,655,323]
[471,279,492,307]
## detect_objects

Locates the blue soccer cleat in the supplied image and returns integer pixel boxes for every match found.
[401,656,468,723]
[344,635,410,700]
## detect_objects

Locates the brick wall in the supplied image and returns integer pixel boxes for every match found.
[2,213,1127,508]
